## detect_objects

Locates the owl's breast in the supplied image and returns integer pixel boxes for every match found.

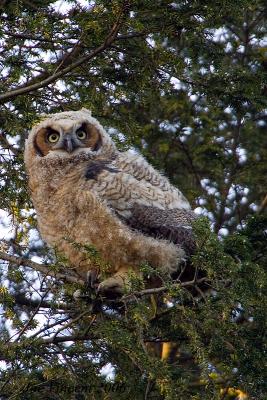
[30,171,83,247]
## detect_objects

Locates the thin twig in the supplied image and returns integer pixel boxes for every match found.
[29,316,71,339]
[41,333,98,344]
[14,287,50,342]
[121,277,209,300]
[55,344,78,375]
[0,133,20,156]
[51,310,89,341]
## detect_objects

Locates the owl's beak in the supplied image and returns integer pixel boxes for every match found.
[63,136,76,153]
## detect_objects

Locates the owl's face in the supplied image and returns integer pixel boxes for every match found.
[25,109,117,171]
[34,121,102,157]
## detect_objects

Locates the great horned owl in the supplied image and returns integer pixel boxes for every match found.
[24,108,197,293]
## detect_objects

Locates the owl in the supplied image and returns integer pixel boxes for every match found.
[24,108,197,294]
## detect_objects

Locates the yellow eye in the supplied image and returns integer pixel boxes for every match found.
[47,132,60,143]
[76,130,86,140]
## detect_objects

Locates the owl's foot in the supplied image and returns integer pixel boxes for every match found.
[73,269,99,301]
[86,268,99,289]
[73,289,84,301]
[97,274,127,296]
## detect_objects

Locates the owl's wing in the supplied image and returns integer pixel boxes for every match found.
[116,152,191,209]
[85,159,197,255]
[117,203,197,256]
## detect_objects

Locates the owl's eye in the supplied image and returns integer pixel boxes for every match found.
[47,132,60,143]
[76,130,87,140]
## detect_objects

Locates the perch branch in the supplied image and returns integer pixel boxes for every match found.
[0,251,84,285]
[121,277,209,300]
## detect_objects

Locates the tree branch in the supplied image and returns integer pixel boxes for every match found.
[41,333,99,345]
[14,288,50,342]
[0,251,84,285]
[0,6,126,104]
[13,292,69,310]
[121,277,209,300]
[4,31,55,43]
[0,133,20,156]
[117,32,146,40]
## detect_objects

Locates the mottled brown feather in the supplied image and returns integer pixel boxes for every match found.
[119,204,197,255]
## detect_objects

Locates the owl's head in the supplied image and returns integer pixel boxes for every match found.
[24,108,117,169]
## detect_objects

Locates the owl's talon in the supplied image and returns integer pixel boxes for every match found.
[73,289,91,301]
[73,289,82,301]
[86,269,99,290]
[180,257,188,266]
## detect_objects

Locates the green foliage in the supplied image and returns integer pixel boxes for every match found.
[0,0,266,399]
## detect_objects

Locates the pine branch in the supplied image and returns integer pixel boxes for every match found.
[0,251,84,285]
[13,292,69,310]
[0,133,20,156]
[0,4,127,104]
[121,277,209,300]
